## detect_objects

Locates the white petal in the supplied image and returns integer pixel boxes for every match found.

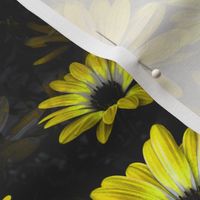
[124,2,165,49]
[63,1,94,34]
[90,0,110,39]
[139,29,191,65]
[93,0,131,45]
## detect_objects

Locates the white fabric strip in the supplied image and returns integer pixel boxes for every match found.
[16,0,200,133]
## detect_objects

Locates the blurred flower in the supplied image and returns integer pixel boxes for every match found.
[39,54,153,144]
[25,22,69,66]
[91,124,200,200]
[0,96,43,165]
[0,96,44,200]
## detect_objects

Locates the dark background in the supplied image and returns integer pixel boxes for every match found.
[0,0,186,199]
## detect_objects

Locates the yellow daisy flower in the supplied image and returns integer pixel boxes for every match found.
[39,54,153,144]
[25,22,69,66]
[91,124,200,200]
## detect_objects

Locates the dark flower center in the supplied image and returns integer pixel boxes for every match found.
[90,81,124,110]
[179,189,200,200]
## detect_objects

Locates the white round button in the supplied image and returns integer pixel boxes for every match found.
[151,69,161,79]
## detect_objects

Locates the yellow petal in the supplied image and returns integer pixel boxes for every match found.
[3,195,12,200]
[126,163,167,192]
[25,36,47,48]
[91,188,164,200]
[91,176,169,200]
[41,83,56,97]
[85,54,108,80]
[126,163,150,178]
[27,22,54,34]
[39,105,87,124]
[50,80,91,94]
[117,96,139,109]
[115,64,124,82]
[122,69,133,92]
[183,128,200,185]
[103,105,117,124]
[36,35,67,43]
[69,62,96,84]
[33,46,68,65]
[63,73,94,90]
[44,108,92,129]
[96,120,113,144]
[25,35,67,48]
[126,84,153,106]
[0,96,9,133]
[10,109,42,140]
[59,111,103,144]
[38,94,88,109]
[179,144,183,152]
[64,73,77,81]
[150,125,195,192]
[108,60,116,80]
[108,62,123,85]
[0,138,40,163]
[143,140,183,197]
